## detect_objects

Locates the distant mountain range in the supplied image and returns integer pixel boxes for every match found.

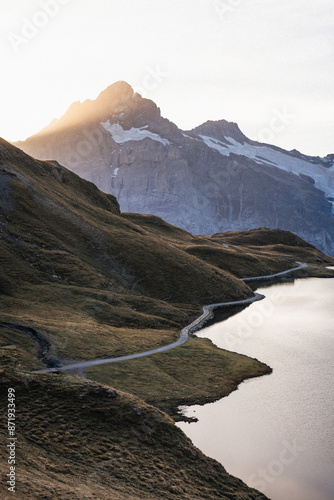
[15,81,334,255]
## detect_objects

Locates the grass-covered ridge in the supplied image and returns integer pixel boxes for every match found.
[1,138,333,498]
[0,365,269,500]
[1,136,333,386]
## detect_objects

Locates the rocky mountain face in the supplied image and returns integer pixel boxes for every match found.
[15,81,334,255]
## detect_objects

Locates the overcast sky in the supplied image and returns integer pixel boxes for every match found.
[1,0,333,155]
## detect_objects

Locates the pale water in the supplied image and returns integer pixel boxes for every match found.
[177,279,334,500]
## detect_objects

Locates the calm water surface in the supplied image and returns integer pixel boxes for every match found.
[177,278,334,500]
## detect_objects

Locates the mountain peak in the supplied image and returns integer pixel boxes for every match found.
[96,81,135,103]
[190,119,249,144]
[38,81,141,136]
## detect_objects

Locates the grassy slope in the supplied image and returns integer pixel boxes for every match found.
[0,362,268,500]
[123,215,334,278]
[87,336,272,413]
[1,138,333,498]
[0,138,251,358]
[1,138,333,397]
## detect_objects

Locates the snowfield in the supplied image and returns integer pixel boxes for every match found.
[102,121,333,211]
[199,134,334,210]
[102,122,171,146]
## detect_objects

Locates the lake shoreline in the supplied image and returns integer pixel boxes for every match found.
[175,266,334,421]
[177,277,334,500]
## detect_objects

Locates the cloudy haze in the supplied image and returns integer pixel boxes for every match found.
[1,0,333,155]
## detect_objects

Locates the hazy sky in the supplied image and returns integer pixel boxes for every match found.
[1,0,333,155]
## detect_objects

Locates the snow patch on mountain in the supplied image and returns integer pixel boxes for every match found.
[111,167,119,178]
[200,134,334,209]
[102,122,171,146]
[199,135,230,152]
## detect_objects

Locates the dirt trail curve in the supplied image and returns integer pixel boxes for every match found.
[35,262,307,374]
[242,261,307,281]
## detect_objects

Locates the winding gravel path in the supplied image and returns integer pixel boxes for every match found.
[242,261,307,281]
[35,262,307,374]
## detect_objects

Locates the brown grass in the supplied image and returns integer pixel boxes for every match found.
[0,138,331,500]
[0,365,269,500]
[1,138,333,403]
[86,336,272,416]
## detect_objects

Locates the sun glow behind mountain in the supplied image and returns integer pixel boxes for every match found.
[1,0,333,156]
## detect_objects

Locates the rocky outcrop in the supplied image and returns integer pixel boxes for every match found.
[15,81,334,255]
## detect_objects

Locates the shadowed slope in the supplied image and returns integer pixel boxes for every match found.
[1,139,332,499]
